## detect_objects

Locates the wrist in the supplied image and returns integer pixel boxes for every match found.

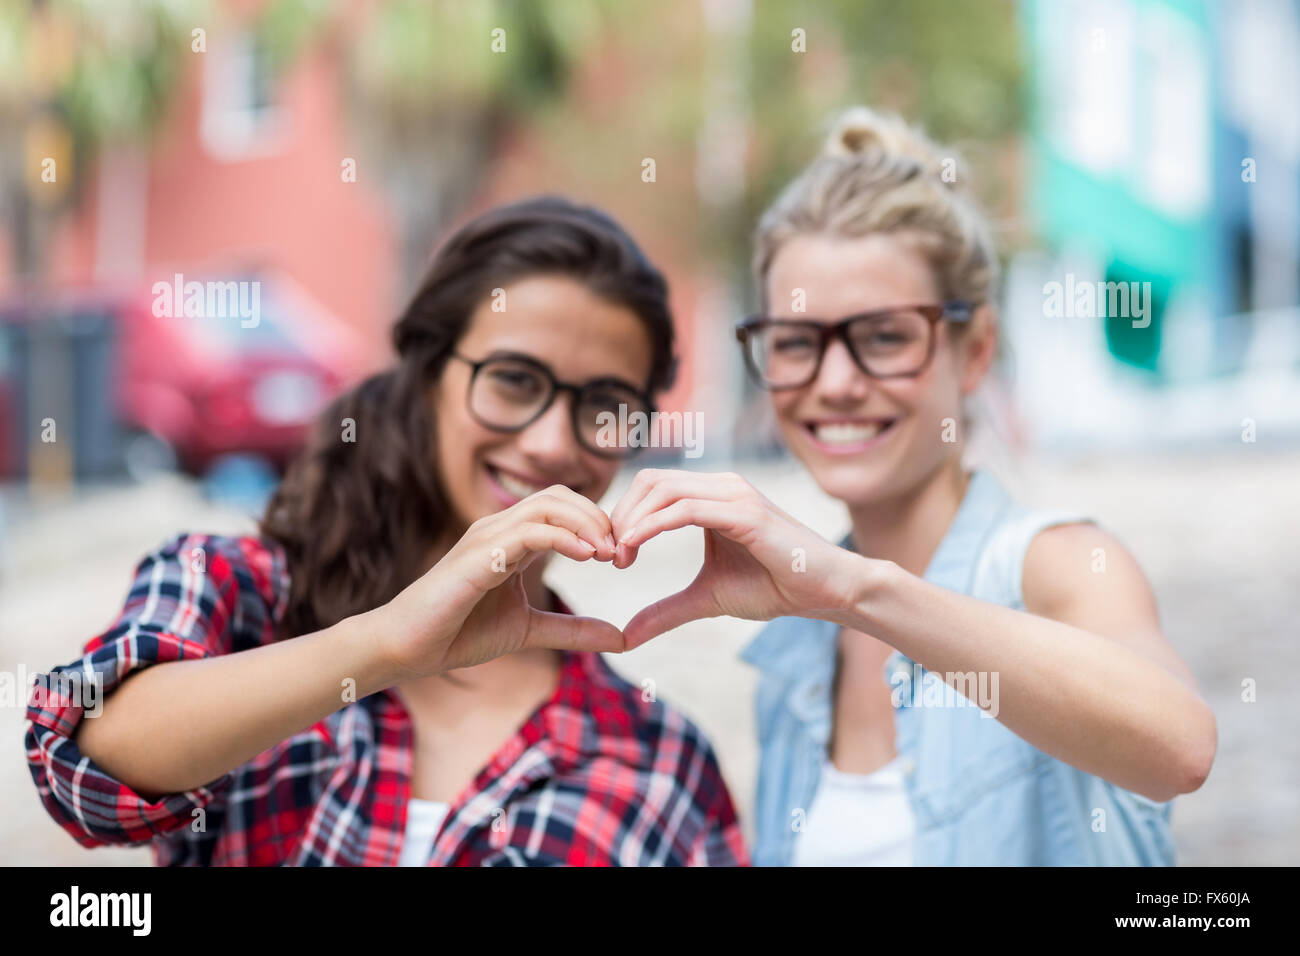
[333,606,416,692]
[824,552,896,630]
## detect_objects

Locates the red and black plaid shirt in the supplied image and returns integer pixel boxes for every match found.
[24,533,749,866]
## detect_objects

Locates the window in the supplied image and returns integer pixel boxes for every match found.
[200,30,287,160]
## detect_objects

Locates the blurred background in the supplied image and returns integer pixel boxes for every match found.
[1,0,1297,864]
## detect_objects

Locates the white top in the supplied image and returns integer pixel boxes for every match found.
[793,755,915,866]
[397,798,452,867]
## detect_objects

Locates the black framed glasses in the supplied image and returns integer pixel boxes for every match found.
[450,351,655,460]
[734,301,977,390]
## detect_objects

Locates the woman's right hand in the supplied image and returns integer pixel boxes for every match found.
[371,485,622,678]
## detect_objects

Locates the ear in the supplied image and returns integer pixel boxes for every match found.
[958,303,998,397]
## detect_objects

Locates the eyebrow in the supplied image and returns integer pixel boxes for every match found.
[762,307,917,321]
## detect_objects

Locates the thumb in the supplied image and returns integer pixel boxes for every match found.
[524,609,627,654]
[622,578,717,650]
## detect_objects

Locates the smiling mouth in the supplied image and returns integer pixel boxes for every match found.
[804,419,898,450]
[486,463,557,502]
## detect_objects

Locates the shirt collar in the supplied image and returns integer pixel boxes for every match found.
[739,468,1012,680]
[393,584,652,774]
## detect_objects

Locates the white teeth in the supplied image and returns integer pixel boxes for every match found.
[813,422,885,444]
[493,468,546,500]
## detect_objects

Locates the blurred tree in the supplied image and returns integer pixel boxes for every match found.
[0,0,1024,290]
[339,0,603,285]
[0,0,201,281]
[500,0,1026,295]
[0,0,606,289]
[0,0,203,491]
[734,0,1026,288]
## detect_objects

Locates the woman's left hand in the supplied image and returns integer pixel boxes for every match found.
[609,469,869,647]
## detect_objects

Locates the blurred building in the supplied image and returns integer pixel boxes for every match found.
[2,6,396,488]
[22,13,398,354]
[1,1,713,488]
[1010,0,1300,449]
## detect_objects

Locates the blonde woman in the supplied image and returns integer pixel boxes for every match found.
[610,108,1216,865]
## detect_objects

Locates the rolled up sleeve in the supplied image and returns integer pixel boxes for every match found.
[23,533,282,848]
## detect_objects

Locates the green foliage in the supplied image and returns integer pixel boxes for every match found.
[38,0,204,144]
[350,0,583,118]
[744,0,1025,230]
[0,0,1027,286]
[255,0,332,78]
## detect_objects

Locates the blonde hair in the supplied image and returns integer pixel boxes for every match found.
[753,106,999,313]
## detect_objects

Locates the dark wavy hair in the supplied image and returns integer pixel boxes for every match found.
[261,196,678,638]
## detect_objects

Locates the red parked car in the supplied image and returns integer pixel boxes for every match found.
[0,273,374,483]
[116,269,374,477]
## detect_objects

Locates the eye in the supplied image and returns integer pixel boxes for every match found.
[579,385,643,417]
[483,363,546,401]
[850,315,923,349]
[583,388,626,409]
[770,328,819,353]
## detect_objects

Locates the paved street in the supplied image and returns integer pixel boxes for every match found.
[2,447,1296,865]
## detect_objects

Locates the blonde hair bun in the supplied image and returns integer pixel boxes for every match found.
[753,105,996,309]
[823,105,955,185]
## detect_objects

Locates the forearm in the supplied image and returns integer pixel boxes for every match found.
[75,609,401,799]
[831,558,1215,801]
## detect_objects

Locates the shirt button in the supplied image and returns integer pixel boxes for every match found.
[901,756,916,776]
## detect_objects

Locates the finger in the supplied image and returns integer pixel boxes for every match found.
[622,578,718,650]
[513,546,550,576]
[619,497,755,551]
[519,522,599,564]
[524,609,627,654]
[480,524,595,583]
[613,539,640,570]
[530,482,616,530]
[615,473,743,547]
[541,486,617,557]
[607,468,675,538]
[512,489,615,559]
[610,470,729,570]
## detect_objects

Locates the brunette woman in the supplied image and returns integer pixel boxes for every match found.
[25,197,747,867]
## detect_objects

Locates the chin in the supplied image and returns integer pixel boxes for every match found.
[781,425,897,506]
[811,466,893,509]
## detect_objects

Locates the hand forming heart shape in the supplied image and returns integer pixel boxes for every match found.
[375,470,866,680]
[606,469,864,649]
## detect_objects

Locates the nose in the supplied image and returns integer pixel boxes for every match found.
[514,391,584,472]
[811,336,872,403]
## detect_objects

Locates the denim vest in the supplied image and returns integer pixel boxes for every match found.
[740,468,1176,866]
